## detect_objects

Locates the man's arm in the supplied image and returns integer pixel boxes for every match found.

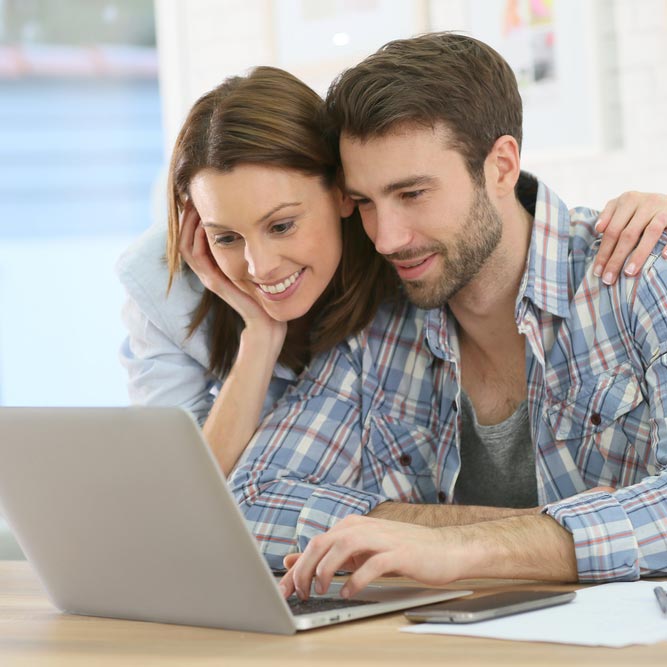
[368,500,539,525]
[544,247,667,582]
[368,484,617,526]
[228,336,389,569]
[279,512,577,600]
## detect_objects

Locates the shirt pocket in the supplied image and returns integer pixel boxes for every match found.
[545,364,646,486]
[362,412,439,502]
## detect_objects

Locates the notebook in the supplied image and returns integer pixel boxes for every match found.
[0,407,470,634]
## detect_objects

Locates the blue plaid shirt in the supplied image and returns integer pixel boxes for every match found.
[230,178,667,582]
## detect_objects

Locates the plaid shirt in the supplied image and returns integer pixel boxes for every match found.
[230,176,667,582]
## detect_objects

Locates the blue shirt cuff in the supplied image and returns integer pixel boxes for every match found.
[544,491,639,582]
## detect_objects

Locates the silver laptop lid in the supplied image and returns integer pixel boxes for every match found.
[0,407,296,634]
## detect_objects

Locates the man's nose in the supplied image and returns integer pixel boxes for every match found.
[371,206,414,256]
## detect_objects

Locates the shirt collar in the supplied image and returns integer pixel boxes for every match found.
[419,174,572,359]
[424,306,458,362]
[516,174,572,319]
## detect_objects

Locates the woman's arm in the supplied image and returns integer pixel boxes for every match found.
[178,202,287,476]
[119,298,216,426]
[202,327,284,475]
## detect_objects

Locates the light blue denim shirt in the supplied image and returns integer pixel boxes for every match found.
[115,224,297,426]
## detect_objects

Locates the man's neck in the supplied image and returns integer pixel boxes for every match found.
[449,194,534,354]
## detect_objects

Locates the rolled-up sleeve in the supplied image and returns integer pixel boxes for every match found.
[545,253,667,582]
[229,338,388,569]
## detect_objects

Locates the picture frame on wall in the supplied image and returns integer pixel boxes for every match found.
[435,0,618,159]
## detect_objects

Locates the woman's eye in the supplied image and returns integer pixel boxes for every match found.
[213,234,239,247]
[271,220,295,235]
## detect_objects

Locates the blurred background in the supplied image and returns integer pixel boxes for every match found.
[0,0,160,408]
[1,0,666,411]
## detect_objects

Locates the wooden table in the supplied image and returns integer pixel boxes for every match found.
[0,561,665,666]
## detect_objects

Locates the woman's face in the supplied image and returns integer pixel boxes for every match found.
[189,165,352,322]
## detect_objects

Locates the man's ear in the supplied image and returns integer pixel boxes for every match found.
[484,135,521,198]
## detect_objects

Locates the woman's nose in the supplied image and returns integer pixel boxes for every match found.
[244,241,280,281]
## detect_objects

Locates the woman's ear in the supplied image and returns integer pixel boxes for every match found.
[339,192,355,218]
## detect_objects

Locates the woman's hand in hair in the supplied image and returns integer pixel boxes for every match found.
[179,200,287,355]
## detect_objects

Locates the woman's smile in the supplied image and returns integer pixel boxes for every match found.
[256,268,305,300]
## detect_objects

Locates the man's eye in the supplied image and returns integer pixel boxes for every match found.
[352,198,371,207]
[402,189,425,200]
[271,220,295,234]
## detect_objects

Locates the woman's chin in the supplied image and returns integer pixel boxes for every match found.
[265,303,312,323]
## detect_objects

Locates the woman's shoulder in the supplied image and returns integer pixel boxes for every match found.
[116,224,207,351]
[116,224,204,320]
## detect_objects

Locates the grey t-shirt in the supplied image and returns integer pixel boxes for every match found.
[454,389,538,508]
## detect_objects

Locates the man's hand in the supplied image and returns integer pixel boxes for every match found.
[279,513,578,601]
[279,515,466,601]
[594,191,667,285]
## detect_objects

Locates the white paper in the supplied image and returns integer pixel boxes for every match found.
[401,581,667,647]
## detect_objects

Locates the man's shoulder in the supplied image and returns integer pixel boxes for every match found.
[566,225,667,331]
[568,206,601,257]
[561,205,602,292]
[363,297,427,346]
[314,296,426,367]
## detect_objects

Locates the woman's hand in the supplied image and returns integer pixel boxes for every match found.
[178,200,287,350]
[594,192,667,284]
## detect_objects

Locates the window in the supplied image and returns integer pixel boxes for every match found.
[0,0,163,406]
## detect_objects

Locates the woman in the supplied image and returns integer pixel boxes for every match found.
[117,66,667,476]
[118,67,395,474]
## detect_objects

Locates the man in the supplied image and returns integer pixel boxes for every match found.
[229,33,667,594]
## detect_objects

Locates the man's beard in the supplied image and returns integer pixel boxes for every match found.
[392,187,503,309]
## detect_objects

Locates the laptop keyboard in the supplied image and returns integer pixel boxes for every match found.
[287,596,378,616]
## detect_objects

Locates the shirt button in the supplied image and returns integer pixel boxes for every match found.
[438,491,447,503]
[590,413,602,426]
[399,453,412,466]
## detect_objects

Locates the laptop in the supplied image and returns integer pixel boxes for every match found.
[0,407,470,634]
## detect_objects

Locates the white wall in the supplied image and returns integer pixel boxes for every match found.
[154,0,430,154]
[154,0,275,158]
[523,0,667,207]
[155,0,667,210]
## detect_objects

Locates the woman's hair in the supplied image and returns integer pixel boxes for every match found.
[166,66,397,376]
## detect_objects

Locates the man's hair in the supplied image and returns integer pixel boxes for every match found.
[325,32,523,182]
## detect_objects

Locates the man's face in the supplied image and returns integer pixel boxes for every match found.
[340,124,502,308]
